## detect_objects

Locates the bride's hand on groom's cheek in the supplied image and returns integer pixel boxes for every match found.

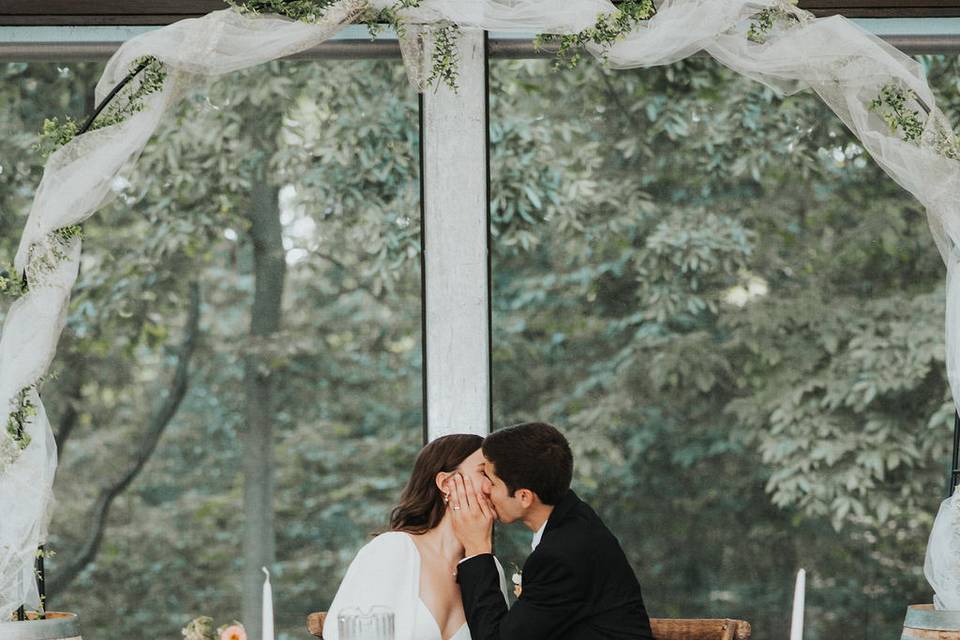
[448,473,494,557]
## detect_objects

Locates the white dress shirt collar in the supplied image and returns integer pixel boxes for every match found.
[531,519,548,551]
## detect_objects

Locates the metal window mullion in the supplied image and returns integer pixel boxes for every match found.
[5,33,960,61]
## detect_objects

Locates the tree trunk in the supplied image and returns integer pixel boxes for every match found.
[241,165,285,640]
[48,282,201,598]
[54,370,83,452]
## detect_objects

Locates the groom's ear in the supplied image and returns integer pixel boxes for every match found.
[517,488,537,508]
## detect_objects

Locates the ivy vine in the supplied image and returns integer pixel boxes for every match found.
[427,24,461,91]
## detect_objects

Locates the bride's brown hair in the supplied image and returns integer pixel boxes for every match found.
[389,433,483,534]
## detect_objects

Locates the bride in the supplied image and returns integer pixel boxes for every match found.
[323,434,509,640]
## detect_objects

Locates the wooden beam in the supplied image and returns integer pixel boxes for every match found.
[799,0,960,17]
[0,1,228,25]
[1,0,959,24]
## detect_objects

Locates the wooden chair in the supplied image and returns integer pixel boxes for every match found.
[307,612,751,639]
[307,612,326,638]
[650,617,752,640]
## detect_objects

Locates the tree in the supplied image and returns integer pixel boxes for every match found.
[487,54,953,638]
[2,50,957,640]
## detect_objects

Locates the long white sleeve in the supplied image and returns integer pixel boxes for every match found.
[323,532,420,640]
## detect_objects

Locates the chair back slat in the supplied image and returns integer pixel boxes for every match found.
[307,612,326,638]
[305,611,751,639]
[651,617,752,640]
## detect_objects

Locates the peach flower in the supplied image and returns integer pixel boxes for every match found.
[219,624,247,640]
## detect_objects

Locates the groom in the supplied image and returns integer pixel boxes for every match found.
[448,421,654,640]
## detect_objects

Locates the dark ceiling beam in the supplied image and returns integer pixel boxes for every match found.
[0,1,229,25]
[1,0,959,24]
[799,1,960,17]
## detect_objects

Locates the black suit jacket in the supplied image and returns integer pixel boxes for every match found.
[457,490,653,640]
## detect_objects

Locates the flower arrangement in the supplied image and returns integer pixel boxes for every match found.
[511,563,522,598]
[182,616,247,640]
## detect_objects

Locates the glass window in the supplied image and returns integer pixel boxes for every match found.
[490,53,955,639]
[1,57,422,638]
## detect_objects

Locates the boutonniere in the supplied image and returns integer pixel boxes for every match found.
[511,563,522,598]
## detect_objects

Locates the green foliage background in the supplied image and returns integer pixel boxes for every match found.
[1,50,959,640]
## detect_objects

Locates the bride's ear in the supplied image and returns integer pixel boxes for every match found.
[435,472,451,497]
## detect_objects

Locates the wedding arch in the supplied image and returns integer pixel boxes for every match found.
[3,0,960,620]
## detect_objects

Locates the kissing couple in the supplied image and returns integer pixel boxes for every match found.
[323,421,654,640]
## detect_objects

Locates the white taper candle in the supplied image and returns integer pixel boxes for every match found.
[790,568,806,640]
[262,566,274,640]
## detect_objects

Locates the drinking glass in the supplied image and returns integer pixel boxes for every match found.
[337,606,395,640]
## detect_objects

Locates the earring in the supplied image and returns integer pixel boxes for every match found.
[443,492,450,504]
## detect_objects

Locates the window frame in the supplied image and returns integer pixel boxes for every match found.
[3,15,960,444]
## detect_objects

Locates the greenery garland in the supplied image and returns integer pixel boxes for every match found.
[9,52,157,305]
[36,56,166,159]
[1,227,83,469]
[1,385,38,475]
[4,11,158,476]
[747,6,798,44]
[534,0,657,68]
[6,387,36,453]
[870,82,960,160]
[230,0,658,80]
[225,0,463,90]
[0,265,27,300]
[29,225,84,283]
[1,225,84,301]
[739,2,960,164]
[427,23,461,91]
[15,0,662,304]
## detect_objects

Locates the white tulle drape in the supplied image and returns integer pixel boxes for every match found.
[3,0,960,619]
[926,492,960,610]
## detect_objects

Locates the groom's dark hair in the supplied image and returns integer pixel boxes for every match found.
[482,421,573,505]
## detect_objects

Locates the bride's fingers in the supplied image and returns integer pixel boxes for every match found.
[467,475,486,516]
[452,473,470,511]
[450,474,461,509]
[465,475,494,523]
[474,484,493,521]
[464,475,481,513]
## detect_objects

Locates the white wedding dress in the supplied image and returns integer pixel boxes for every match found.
[323,531,509,640]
